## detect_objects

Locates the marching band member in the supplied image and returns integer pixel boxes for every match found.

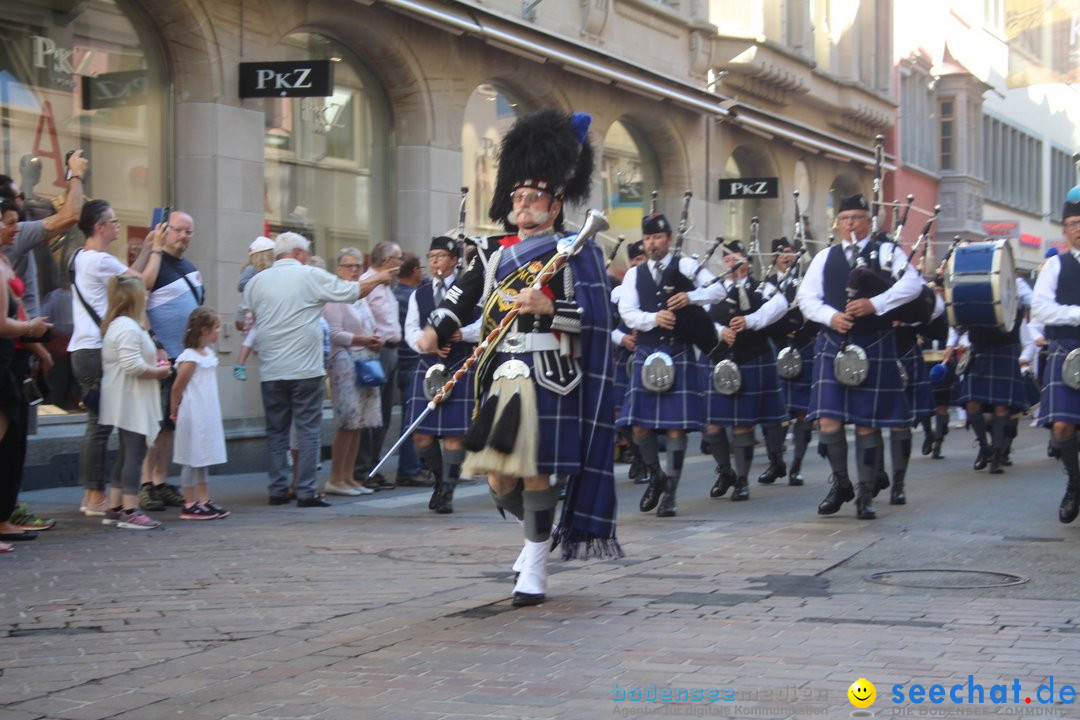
[764,237,815,486]
[705,240,789,502]
[795,194,922,520]
[955,245,1032,475]
[1031,187,1080,523]
[611,241,648,483]
[618,212,725,518]
[403,236,481,514]
[417,109,622,606]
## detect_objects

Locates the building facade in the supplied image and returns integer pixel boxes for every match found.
[5,0,901,473]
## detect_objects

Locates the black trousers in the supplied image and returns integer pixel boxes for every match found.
[0,371,28,522]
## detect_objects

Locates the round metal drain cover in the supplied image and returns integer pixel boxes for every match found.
[868,568,1028,589]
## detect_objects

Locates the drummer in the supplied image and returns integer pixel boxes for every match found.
[403,235,482,514]
[953,238,1033,475]
[795,193,922,520]
[1032,186,1080,523]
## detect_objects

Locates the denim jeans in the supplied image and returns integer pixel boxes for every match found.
[261,376,324,499]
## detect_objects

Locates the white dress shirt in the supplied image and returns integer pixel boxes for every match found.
[405,273,481,352]
[711,279,789,334]
[796,237,923,328]
[618,252,725,332]
[610,284,627,347]
[1032,251,1080,328]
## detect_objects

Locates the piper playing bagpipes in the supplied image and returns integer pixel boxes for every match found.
[416,109,622,607]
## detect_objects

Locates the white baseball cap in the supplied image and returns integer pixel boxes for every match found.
[248,236,274,254]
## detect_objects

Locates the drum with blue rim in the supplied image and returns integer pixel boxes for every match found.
[945,240,1017,332]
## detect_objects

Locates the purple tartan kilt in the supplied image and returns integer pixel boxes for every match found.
[899,347,934,421]
[808,330,911,428]
[1038,339,1080,426]
[481,351,582,475]
[612,347,632,417]
[405,351,476,437]
[781,340,815,416]
[957,343,1030,413]
[617,341,703,431]
[706,350,789,426]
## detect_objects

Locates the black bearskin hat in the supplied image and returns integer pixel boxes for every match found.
[488,109,595,233]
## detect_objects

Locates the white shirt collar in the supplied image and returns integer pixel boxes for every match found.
[651,252,674,268]
[432,273,455,288]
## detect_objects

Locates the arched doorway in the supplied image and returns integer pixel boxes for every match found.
[601,119,660,268]
[461,84,525,235]
[724,144,779,277]
[262,32,390,262]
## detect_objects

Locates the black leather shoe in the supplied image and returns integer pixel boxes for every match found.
[428,478,442,511]
[628,457,647,482]
[788,462,804,486]
[974,446,990,470]
[730,476,749,501]
[1060,482,1080,524]
[856,495,877,520]
[297,495,332,507]
[639,471,666,512]
[872,469,889,498]
[709,467,736,498]
[889,470,906,505]
[268,495,291,506]
[921,433,934,456]
[512,592,545,607]
[989,449,1004,474]
[932,439,944,459]
[434,483,455,514]
[817,473,854,515]
[757,457,786,485]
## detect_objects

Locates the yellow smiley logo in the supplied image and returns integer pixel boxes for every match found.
[848,678,876,708]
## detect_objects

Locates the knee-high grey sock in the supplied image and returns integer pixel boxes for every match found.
[633,430,660,469]
[890,428,912,478]
[491,481,524,521]
[792,419,812,466]
[819,428,848,475]
[968,410,989,448]
[417,443,444,482]
[732,431,756,478]
[855,432,882,490]
[666,433,687,480]
[523,487,557,542]
[444,447,465,486]
[705,428,731,471]
[1053,433,1080,478]
[762,424,785,456]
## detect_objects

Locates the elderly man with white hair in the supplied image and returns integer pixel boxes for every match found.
[243,232,396,506]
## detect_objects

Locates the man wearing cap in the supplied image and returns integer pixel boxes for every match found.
[760,236,813,487]
[704,239,789,502]
[618,211,725,517]
[796,193,923,519]
[417,109,621,606]
[1031,187,1080,523]
[610,240,647,482]
[403,236,480,514]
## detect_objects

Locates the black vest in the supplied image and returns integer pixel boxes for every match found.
[634,259,685,345]
[709,279,772,362]
[822,242,891,334]
[416,280,475,355]
[1046,253,1080,341]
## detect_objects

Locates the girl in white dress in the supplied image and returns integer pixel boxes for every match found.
[170,307,229,520]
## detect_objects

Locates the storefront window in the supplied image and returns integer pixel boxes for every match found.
[0,0,166,285]
[263,33,386,263]
[461,84,522,234]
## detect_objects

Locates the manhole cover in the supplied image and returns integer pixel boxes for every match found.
[867,568,1028,589]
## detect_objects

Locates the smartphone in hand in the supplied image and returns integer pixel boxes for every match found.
[150,205,172,229]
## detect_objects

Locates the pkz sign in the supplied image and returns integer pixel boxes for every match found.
[238,60,333,98]
[719,177,779,200]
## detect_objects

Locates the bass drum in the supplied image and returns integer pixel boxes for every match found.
[945,240,1017,332]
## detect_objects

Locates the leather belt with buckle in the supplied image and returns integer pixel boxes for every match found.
[499,332,561,353]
